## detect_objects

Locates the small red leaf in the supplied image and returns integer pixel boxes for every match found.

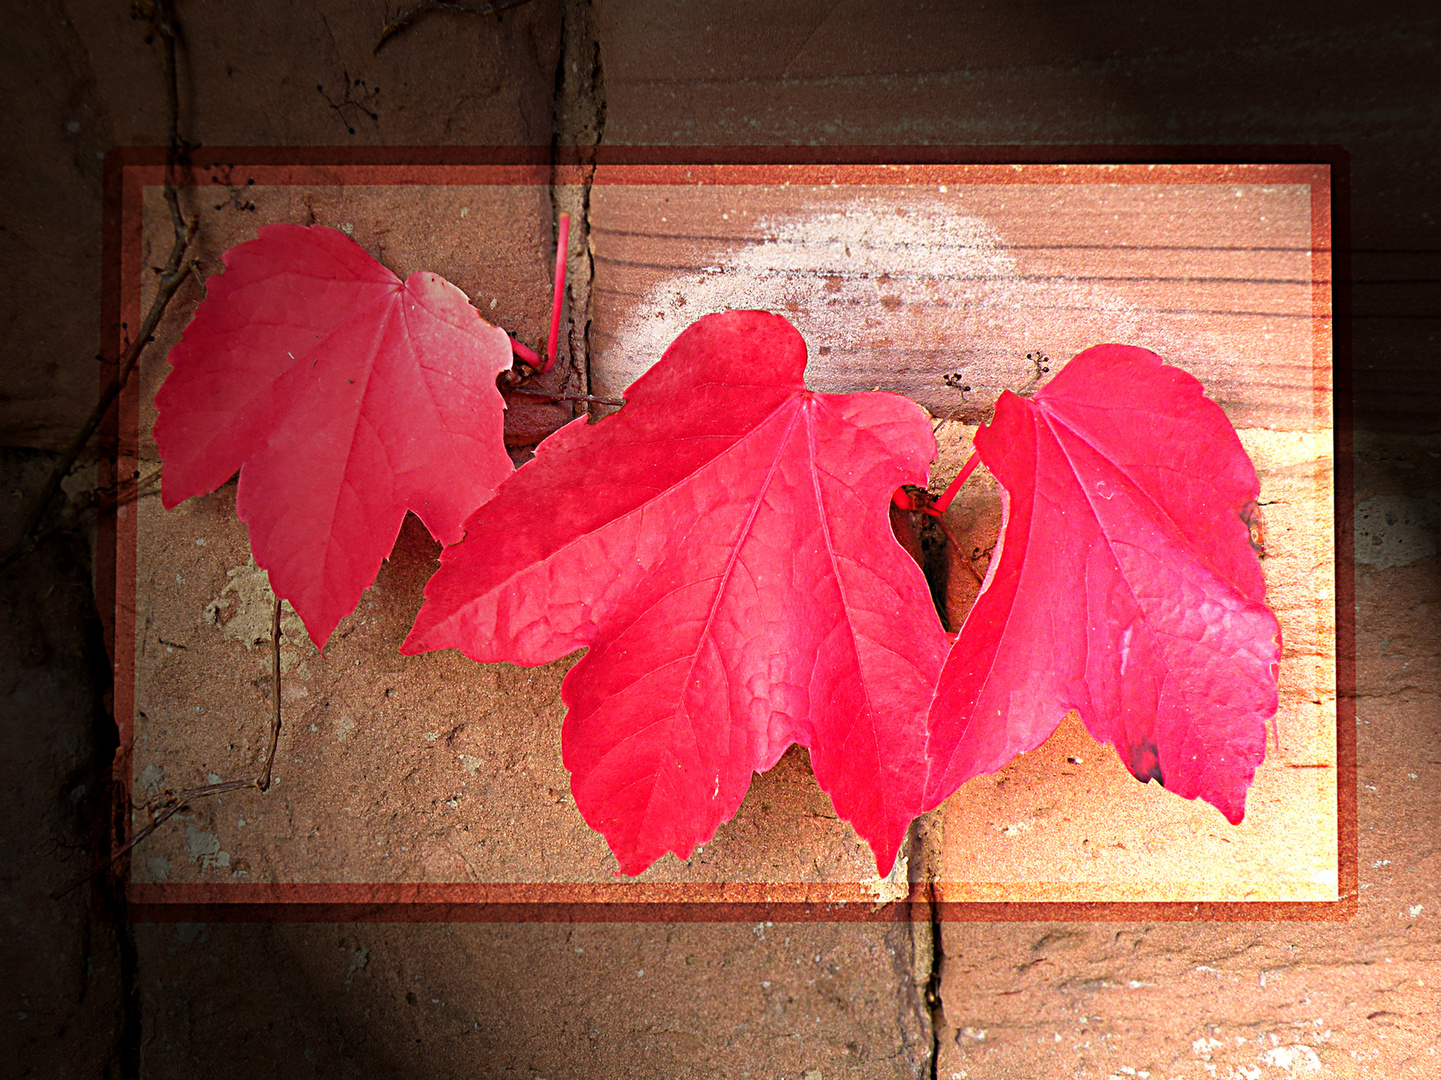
[924,344,1281,823]
[156,225,514,649]
[405,311,949,876]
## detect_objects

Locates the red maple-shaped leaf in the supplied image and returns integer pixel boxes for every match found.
[155,224,514,649]
[923,344,1281,823]
[405,311,950,876]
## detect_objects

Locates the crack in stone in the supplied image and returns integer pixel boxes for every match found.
[549,0,606,406]
[904,813,945,1078]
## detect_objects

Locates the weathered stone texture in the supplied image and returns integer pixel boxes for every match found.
[3,1,1438,1078]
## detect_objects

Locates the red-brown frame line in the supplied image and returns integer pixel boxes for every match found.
[101,145,1354,924]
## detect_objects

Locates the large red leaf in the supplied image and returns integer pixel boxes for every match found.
[404,311,950,876]
[155,224,514,649]
[923,345,1281,823]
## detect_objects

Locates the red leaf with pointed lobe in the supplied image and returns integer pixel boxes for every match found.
[156,225,514,649]
[923,345,1281,823]
[405,311,950,876]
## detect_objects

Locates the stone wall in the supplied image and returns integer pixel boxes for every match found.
[2,2,1436,1077]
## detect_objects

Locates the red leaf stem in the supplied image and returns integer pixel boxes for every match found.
[510,336,542,367]
[538,212,570,374]
[506,212,570,373]
[930,448,981,516]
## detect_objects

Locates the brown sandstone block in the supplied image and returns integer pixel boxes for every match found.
[585,163,1338,907]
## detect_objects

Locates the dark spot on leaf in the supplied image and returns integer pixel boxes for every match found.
[1239,499,1266,557]
[1128,743,1164,786]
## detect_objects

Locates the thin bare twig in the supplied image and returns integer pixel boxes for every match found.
[258,597,282,791]
[53,780,252,900]
[56,592,284,898]
[12,468,161,567]
[374,0,535,53]
[1014,350,1052,398]
[1,0,195,575]
[44,0,281,903]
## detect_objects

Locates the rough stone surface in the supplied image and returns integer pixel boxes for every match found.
[132,920,931,1079]
[588,175,1323,431]
[591,0,1441,433]
[933,428,1440,1079]
[0,450,125,1077]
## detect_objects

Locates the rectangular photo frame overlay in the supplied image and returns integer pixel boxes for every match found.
[102,148,1352,922]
